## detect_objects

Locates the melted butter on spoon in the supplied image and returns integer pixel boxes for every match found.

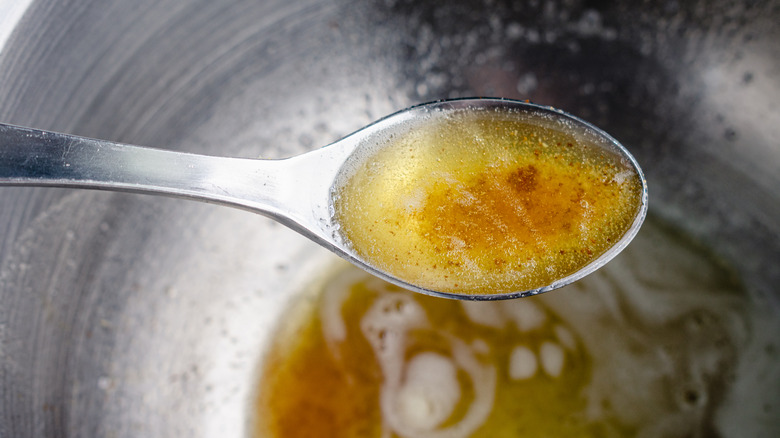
[331,99,647,298]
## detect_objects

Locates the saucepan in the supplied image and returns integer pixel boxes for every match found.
[0,0,777,436]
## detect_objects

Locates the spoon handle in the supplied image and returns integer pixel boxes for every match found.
[0,122,349,249]
[0,122,298,219]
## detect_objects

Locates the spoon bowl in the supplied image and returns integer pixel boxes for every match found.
[0,98,647,300]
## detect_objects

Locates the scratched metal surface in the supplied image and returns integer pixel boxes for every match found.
[0,0,778,436]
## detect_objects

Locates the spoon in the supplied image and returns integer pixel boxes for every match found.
[0,98,647,300]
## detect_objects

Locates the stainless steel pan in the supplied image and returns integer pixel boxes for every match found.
[1,1,778,436]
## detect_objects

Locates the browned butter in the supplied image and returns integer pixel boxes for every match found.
[254,219,764,438]
[332,107,644,295]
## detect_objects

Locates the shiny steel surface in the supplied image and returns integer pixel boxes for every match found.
[0,0,778,437]
[0,98,649,301]
[0,121,352,261]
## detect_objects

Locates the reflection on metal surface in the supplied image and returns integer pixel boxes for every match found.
[0,0,33,53]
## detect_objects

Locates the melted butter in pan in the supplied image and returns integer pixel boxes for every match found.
[254,218,778,437]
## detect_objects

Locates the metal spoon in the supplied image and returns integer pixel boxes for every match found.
[0,98,647,300]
